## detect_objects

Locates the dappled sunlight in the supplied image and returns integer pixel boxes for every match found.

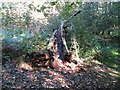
[57,59,86,73]
[2,59,119,88]
[109,72,119,77]
[111,64,119,68]
[27,73,37,81]
[107,68,120,77]
[48,70,71,87]
[94,66,106,72]
[19,62,33,70]
[111,50,120,55]
[87,59,120,80]
[91,60,103,65]
[2,1,120,89]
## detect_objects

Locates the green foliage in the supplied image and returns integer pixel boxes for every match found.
[2,28,47,62]
[1,2,119,66]
[65,2,119,60]
[50,2,58,6]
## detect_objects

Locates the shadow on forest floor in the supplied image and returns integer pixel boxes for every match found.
[2,58,120,89]
[85,57,120,89]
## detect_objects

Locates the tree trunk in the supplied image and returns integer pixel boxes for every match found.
[47,29,67,62]
[46,9,82,67]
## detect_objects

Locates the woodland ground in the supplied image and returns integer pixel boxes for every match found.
[1,2,119,89]
[2,58,120,89]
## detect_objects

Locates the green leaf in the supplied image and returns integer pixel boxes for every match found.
[65,2,75,12]
[41,5,47,11]
[50,2,57,6]
[76,2,82,4]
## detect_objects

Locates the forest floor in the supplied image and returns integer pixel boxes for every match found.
[2,58,120,89]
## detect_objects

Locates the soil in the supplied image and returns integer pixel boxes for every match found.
[2,61,119,89]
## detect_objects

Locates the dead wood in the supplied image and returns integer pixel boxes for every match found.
[23,9,82,69]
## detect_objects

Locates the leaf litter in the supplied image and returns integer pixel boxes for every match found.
[2,60,119,89]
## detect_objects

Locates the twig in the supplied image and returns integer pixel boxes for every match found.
[59,9,82,53]
[66,9,82,23]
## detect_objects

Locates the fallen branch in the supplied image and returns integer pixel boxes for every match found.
[59,9,82,53]
[68,9,82,21]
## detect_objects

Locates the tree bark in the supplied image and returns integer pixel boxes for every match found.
[47,9,82,62]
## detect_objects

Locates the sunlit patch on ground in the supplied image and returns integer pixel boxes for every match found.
[19,62,33,70]
[91,60,103,65]
[2,59,120,89]
[86,59,120,81]
[18,57,85,74]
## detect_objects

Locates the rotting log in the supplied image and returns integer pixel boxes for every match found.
[47,9,82,62]
[23,9,82,69]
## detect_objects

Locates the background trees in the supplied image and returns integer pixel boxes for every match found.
[1,2,119,69]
